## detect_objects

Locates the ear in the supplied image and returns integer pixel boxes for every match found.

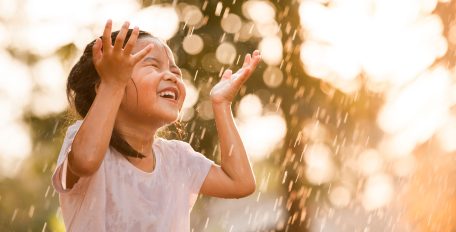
[94,81,100,94]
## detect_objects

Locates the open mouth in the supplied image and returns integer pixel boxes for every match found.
[157,88,179,101]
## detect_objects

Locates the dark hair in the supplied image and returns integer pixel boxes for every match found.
[67,29,155,159]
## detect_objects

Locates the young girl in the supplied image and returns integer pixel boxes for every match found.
[52,20,260,231]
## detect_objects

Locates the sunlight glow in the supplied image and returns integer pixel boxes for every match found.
[378,67,452,155]
[238,114,287,161]
[31,57,68,116]
[392,155,416,177]
[182,80,199,109]
[0,23,8,48]
[237,94,286,161]
[256,21,280,37]
[13,22,78,56]
[94,1,140,26]
[357,149,384,176]
[361,173,394,211]
[259,36,283,66]
[304,143,336,185]
[436,116,456,152]
[298,0,447,92]
[242,0,276,24]
[329,185,351,208]
[0,53,32,106]
[301,120,330,143]
[133,5,179,40]
[237,94,263,119]
[0,0,17,20]
[0,122,32,178]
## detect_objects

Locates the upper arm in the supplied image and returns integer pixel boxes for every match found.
[173,140,255,198]
[63,151,81,190]
[51,121,94,194]
[199,164,256,198]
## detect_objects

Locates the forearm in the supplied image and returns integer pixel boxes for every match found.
[212,102,256,188]
[69,82,125,176]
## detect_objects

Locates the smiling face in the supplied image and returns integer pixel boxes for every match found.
[117,37,186,127]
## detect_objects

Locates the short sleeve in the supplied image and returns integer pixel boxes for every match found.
[173,140,214,194]
[51,120,89,195]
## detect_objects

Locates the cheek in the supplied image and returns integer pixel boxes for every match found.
[179,87,187,106]
[137,83,158,105]
[126,78,158,106]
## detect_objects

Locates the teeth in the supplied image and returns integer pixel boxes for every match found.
[158,91,176,100]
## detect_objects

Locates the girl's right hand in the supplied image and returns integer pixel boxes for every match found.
[92,20,153,88]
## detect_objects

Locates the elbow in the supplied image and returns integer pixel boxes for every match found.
[67,150,102,177]
[235,181,256,198]
[244,184,256,197]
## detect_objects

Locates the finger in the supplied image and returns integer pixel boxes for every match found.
[113,21,130,52]
[132,44,154,64]
[242,53,251,68]
[221,69,232,80]
[124,26,139,55]
[102,19,113,53]
[249,50,261,70]
[92,38,103,64]
[231,68,243,81]
[232,67,252,87]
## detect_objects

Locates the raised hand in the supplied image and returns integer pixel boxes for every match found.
[210,50,261,104]
[92,20,153,88]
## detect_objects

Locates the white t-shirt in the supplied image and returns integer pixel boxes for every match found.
[51,120,214,231]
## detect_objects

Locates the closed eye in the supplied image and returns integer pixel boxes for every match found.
[171,68,182,78]
[145,64,161,71]
[143,57,161,68]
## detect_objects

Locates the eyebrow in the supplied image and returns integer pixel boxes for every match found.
[143,57,161,64]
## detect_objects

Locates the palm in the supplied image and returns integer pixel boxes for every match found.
[210,69,243,102]
[93,20,153,88]
[210,51,261,104]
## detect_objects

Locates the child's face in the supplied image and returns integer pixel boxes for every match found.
[119,37,186,127]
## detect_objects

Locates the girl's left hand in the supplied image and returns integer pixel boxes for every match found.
[210,50,261,105]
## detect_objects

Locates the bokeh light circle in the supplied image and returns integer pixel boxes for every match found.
[133,5,179,40]
[183,34,204,55]
[304,143,335,185]
[329,185,351,208]
[259,36,283,65]
[197,100,214,120]
[221,13,242,34]
[183,80,199,108]
[237,94,263,119]
[263,66,283,88]
[182,5,203,26]
[362,173,394,211]
[215,42,237,65]
[242,0,276,23]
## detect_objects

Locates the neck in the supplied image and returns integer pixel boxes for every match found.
[114,119,159,156]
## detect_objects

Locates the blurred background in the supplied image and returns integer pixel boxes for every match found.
[1,0,456,231]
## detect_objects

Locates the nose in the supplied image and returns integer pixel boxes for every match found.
[163,71,178,83]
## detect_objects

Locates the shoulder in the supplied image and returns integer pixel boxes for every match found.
[154,138,199,166]
[155,137,194,153]
[63,120,83,139]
